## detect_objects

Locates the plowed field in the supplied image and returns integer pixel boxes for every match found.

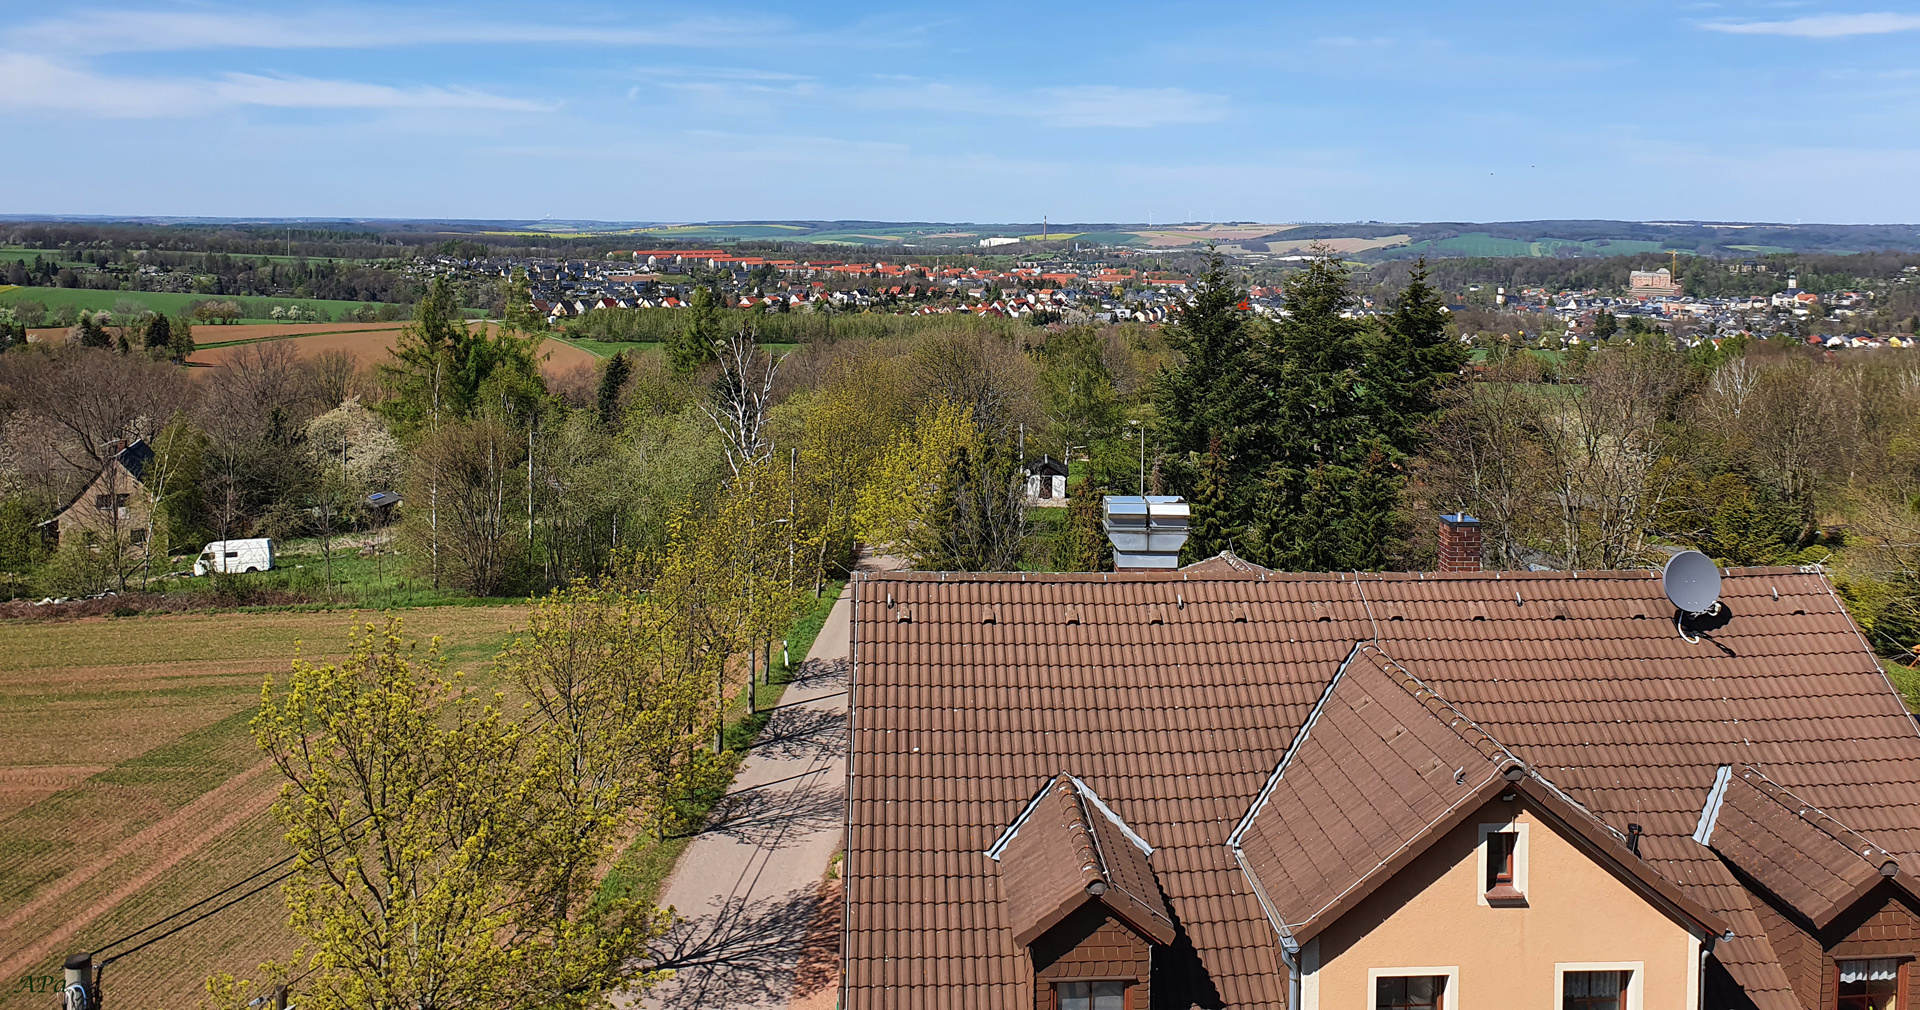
[0,607,527,1010]
[188,324,597,375]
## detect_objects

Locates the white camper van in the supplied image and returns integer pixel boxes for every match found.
[193,538,275,575]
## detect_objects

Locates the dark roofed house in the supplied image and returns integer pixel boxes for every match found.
[842,557,1920,1010]
[1026,456,1072,501]
[53,439,157,549]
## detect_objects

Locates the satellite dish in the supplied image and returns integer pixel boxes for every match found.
[1662,550,1722,616]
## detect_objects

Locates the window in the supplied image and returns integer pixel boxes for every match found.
[1055,980,1124,1010]
[1557,962,1643,1010]
[129,529,147,545]
[1564,970,1630,1010]
[1477,821,1528,904]
[1838,959,1898,1010]
[1376,975,1445,1010]
[1486,831,1517,891]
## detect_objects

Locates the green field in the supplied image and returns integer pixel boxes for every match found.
[0,247,92,269]
[1392,233,1671,258]
[0,287,396,324]
[634,224,811,241]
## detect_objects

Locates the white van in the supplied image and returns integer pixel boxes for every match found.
[193,538,275,575]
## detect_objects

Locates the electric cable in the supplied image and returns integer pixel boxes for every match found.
[91,812,371,958]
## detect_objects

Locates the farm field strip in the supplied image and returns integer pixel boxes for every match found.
[182,326,598,376]
[0,607,527,1009]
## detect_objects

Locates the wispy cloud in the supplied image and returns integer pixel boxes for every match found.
[1701,12,1920,36]
[1315,36,1395,47]
[4,8,796,55]
[839,82,1228,128]
[0,53,549,118]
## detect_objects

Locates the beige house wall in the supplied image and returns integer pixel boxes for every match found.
[56,461,154,548]
[1303,796,1699,1010]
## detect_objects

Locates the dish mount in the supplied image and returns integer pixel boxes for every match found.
[1663,550,1723,643]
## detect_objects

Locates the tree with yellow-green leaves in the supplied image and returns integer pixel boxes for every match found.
[789,347,914,593]
[247,617,672,1010]
[855,397,985,565]
[499,579,714,914]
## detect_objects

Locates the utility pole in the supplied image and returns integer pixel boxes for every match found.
[64,952,96,1010]
[1128,420,1144,495]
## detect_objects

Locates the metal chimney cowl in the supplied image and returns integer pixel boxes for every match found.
[1104,495,1191,572]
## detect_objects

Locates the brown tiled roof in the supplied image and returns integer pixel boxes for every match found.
[843,566,1920,1010]
[1180,550,1274,576]
[1229,643,1522,943]
[991,773,1175,947]
[1703,765,1904,928]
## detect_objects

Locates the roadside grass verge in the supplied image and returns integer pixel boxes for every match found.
[595,580,846,911]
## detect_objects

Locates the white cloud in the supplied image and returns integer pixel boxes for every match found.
[1034,85,1226,128]
[849,82,1226,128]
[5,8,800,55]
[1701,12,1920,37]
[0,53,548,118]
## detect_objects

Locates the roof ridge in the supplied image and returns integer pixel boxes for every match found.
[1355,643,1517,770]
[1738,764,1898,866]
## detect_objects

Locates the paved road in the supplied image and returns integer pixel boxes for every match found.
[637,577,859,1010]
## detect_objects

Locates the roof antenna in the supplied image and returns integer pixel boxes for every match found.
[1662,551,1722,644]
[1626,823,1643,856]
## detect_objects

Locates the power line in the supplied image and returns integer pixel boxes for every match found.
[91,812,371,959]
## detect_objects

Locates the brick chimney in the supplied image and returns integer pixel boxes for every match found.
[1438,513,1482,573]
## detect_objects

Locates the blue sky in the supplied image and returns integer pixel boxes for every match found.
[4,1,1919,223]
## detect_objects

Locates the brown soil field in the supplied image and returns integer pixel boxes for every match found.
[189,325,597,377]
[0,606,528,1010]
[26,322,409,348]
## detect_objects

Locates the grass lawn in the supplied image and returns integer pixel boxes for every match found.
[595,581,846,910]
[0,286,397,324]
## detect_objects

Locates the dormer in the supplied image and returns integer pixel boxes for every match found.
[990,773,1174,1010]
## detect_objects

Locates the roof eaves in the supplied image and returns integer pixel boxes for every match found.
[1516,777,1732,939]
[1229,642,1527,948]
[1286,768,1520,946]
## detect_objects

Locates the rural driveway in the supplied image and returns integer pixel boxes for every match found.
[638,557,894,1009]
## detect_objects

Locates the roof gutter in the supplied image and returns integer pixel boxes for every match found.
[1229,840,1301,1010]
[839,573,861,1010]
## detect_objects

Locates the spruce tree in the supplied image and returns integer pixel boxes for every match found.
[596,351,632,429]
[1183,435,1237,563]
[1153,251,1252,479]
[670,286,723,376]
[1239,250,1402,572]
[1370,261,1464,457]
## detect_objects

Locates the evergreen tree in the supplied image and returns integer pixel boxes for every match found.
[1370,261,1465,457]
[1593,309,1618,340]
[144,313,172,351]
[596,351,632,429]
[1238,250,1402,572]
[1058,469,1114,572]
[379,277,545,435]
[670,286,723,376]
[76,313,110,348]
[1183,435,1237,562]
[1152,251,1252,480]
[0,497,42,572]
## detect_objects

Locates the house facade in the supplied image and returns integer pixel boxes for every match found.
[842,562,1920,1010]
[54,440,156,549]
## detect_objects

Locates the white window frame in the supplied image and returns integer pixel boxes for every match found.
[1365,966,1459,1010]
[1475,820,1530,905]
[1554,961,1643,1010]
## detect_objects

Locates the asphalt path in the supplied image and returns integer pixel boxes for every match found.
[635,562,878,1009]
